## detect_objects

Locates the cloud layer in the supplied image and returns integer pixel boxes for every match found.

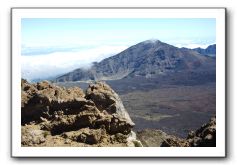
[168,39,215,49]
[21,45,128,81]
[174,43,213,49]
[21,40,215,81]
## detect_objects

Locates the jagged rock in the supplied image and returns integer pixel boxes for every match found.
[21,79,138,147]
[22,80,89,124]
[137,117,216,147]
[41,107,132,136]
[187,117,216,147]
[85,82,135,126]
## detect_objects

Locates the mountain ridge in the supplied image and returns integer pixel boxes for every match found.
[55,40,215,82]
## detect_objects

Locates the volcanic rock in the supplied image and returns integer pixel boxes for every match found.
[85,82,135,126]
[21,79,141,147]
[187,116,216,147]
[137,117,216,147]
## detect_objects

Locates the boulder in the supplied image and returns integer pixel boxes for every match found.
[86,82,135,126]
[137,129,170,147]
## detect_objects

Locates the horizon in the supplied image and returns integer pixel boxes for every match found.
[21,18,216,81]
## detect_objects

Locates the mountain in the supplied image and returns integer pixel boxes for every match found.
[192,44,216,56]
[55,40,215,82]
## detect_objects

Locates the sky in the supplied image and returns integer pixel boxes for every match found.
[21,18,216,81]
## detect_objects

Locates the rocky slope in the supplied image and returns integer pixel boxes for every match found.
[55,40,215,82]
[137,116,216,147]
[21,79,142,147]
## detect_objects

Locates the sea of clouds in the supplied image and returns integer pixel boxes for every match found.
[21,45,128,81]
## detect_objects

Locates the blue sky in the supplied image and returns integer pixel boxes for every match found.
[22,18,216,51]
[21,18,216,80]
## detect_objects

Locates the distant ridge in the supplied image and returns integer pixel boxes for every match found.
[192,44,216,56]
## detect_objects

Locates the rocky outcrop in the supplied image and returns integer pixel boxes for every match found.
[186,116,216,147]
[137,117,216,147]
[21,79,85,124]
[21,79,141,147]
[85,82,135,126]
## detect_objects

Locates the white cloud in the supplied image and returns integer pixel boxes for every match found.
[166,39,215,49]
[21,45,128,81]
[174,43,213,49]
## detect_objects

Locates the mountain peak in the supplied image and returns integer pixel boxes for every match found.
[142,39,162,44]
[136,39,164,47]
